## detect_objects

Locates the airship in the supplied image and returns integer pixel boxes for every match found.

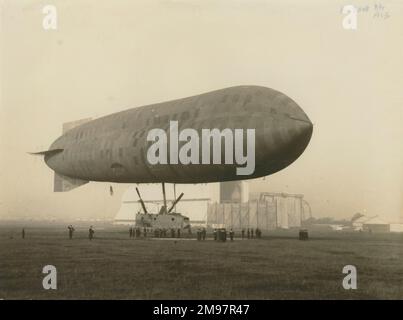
[32,85,313,194]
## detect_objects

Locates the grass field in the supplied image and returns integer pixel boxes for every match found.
[0,224,402,299]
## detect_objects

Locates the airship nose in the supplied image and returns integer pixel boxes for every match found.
[263,100,313,165]
[292,117,313,148]
[285,108,313,158]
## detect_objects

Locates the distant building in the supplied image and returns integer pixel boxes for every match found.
[206,192,311,230]
[390,223,403,233]
[353,215,391,233]
[362,216,390,233]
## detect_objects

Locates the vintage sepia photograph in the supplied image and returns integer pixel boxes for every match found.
[0,0,402,303]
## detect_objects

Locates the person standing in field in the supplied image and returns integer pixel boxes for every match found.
[22,228,25,239]
[68,225,75,239]
[89,226,95,240]
[129,227,133,238]
[229,228,234,241]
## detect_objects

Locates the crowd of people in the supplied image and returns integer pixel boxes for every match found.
[196,228,207,241]
[18,225,263,241]
[127,226,263,241]
[210,227,263,242]
[129,227,183,239]
[241,228,262,239]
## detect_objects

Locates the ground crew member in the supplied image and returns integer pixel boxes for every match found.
[229,228,234,241]
[22,228,25,239]
[247,228,250,239]
[251,229,254,238]
[177,228,181,238]
[171,228,175,238]
[129,227,133,238]
[213,229,217,241]
[197,229,201,241]
[241,229,245,239]
[68,225,75,240]
[89,226,95,240]
[202,228,206,241]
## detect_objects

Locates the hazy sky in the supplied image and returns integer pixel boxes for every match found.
[1,0,402,222]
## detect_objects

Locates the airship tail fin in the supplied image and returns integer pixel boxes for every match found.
[54,172,89,192]
[29,149,64,156]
